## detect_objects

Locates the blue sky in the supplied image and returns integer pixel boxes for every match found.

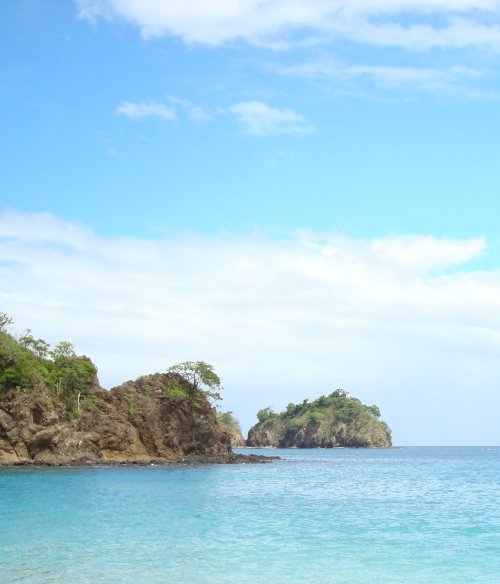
[3,1,500,243]
[2,0,500,444]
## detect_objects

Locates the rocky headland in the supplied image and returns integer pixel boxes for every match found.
[246,390,392,448]
[0,320,275,466]
[0,368,277,466]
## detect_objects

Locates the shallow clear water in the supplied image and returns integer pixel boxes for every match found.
[1,447,500,583]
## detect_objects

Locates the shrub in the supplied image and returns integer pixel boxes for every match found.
[164,378,188,398]
[257,406,276,423]
[217,411,242,434]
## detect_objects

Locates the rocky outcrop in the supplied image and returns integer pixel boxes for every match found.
[216,411,246,448]
[246,390,392,449]
[0,371,258,465]
[226,427,246,448]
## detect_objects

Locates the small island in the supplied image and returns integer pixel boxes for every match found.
[247,391,392,448]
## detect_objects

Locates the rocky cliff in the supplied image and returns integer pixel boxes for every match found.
[0,324,270,465]
[247,390,392,448]
[0,369,238,465]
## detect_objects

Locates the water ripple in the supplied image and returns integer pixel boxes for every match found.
[1,447,499,583]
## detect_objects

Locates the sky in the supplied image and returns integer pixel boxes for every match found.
[1,0,500,445]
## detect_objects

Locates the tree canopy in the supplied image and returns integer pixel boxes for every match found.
[217,411,242,433]
[255,389,390,438]
[0,313,96,412]
[167,361,223,405]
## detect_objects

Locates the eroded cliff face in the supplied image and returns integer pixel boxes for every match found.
[0,371,233,465]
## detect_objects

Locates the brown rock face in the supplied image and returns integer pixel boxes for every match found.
[246,416,391,448]
[227,427,246,448]
[0,372,232,465]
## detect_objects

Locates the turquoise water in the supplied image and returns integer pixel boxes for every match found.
[1,447,500,583]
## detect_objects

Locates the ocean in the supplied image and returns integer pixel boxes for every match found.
[1,447,499,583]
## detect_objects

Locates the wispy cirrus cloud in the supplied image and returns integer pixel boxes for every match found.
[116,97,212,123]
[115,98,314,135]
[2,210,500,444]
[75,0,500,51]
[228,101,316,135]
[167,96,212,121]
[116,101,177,121]
[281,58,497,98]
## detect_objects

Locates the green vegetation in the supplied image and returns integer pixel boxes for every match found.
[0,312,13,332]
[123,387,143,416]
[167,361,223,405]
[217,411,242,434]
[259,390,387,425]
[257,406,276,423]
[163,377,189,399]
[0,312,97,413]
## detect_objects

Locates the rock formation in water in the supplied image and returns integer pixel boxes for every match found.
[217,411,246,448]
[0,322,271,465]
[246,390,392,448]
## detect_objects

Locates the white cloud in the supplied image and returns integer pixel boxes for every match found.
[188,106,212,122]
[0,211,94,249]
[281,59,496,97]
[75,0,500,50]
[166,96,192,108]
[167,96,213,121]
[116,97,212,124]
[229,101,316,134]
[2,211,500,444]
[116,101,177,121]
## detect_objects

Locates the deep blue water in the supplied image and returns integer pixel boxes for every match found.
[1,447,500,583]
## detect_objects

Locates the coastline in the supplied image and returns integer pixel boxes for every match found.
[240,445,393,449]
[0,452,281,468]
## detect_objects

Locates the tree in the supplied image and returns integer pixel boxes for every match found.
[59,359,97,411]
[19,329,50,361]
[0,312,14,333]
[167,361,223,405]
[50,341,75,362]
[365,405,381,418]
[217,411,242,433]
[257,406,275,423]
